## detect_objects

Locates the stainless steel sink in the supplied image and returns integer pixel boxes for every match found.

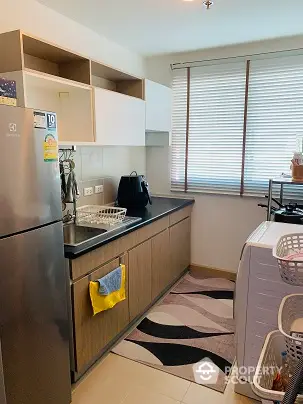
[63,216,142,247]
[63,224,107,246]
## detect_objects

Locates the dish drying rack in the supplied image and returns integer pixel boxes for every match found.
[253,233,303,404]
[76,205,127,226]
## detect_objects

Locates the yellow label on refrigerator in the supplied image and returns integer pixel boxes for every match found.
[44,133,58,162]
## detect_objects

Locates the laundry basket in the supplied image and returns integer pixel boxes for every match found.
[278,294,303,363]
[273,233,303,286]
[252,331,303,403]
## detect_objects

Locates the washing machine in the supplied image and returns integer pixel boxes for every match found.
[234,221,303,400]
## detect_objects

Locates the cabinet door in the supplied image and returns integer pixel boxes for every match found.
[170,217,191,279]
[73,255,129,372]
[151,229,172,300]
[94,87,145,146]
[145,79,172,132]
[129,240,152,320]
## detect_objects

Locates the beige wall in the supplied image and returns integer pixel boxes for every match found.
[0,0,145,78]
[145,36,303,272]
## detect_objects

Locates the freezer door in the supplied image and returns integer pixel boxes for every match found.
[0,221,71,404]
[0,105,62,237]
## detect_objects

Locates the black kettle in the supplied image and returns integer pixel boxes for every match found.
[117,171,152,209]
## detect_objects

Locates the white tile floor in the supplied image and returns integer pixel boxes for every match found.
[72,353,259,404]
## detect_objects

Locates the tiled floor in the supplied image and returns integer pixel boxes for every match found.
[72,353,259,404]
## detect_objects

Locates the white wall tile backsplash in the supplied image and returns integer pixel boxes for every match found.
[102,146,146,188]
[80,147,104,181]
[73,145,146,192]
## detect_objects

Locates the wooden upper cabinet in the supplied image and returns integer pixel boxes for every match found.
[128,239,152,320]
[94,87,146,146]
[0,30,91,85]
[170,217,191,279]
[0,30,94,143]
[23,71,94,143]
[145,79,172,133]
[72,255,129,373]
[0,30,23,73]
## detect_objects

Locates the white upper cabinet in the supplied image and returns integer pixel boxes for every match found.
[145,79,172,133]
[94,88,146,146]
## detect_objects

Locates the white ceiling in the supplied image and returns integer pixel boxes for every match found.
[37,0,303,56]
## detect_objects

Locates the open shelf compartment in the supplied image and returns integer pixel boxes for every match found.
[91,60,144,100]
[22,34,91,85]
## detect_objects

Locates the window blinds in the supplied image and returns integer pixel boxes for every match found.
[244,55,303,196]
[171,61,246,194]
[171,68,187,191]
[171,54,303,197]
[187,62,246,194]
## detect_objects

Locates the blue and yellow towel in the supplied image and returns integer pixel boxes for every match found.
[89,265,126,316]
[98,266,122,295]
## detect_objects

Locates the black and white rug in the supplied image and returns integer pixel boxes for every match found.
[113,271,235,392]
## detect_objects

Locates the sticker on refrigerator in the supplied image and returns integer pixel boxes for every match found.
[44,133,58,162]
[47,113,57,129]
[34,111,46,129]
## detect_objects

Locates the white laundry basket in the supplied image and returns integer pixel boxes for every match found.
[252,330,303,403]
[273,233,303,286]
[278,294,303,363]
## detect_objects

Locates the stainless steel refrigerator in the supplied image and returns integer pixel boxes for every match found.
[0,105,71,404]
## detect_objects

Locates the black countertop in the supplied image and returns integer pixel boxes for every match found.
[64,197,194,259]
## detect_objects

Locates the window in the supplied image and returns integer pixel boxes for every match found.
[171,54,303,196]
[244,56,303,196]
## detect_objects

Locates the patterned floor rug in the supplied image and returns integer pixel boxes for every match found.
[112,271,235,393]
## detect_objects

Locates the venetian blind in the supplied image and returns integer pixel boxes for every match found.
[171,53,303,197]
[244,55,303,196]
[171,68,187,191]
[171,61,247,194]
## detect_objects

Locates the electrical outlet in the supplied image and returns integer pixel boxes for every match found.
[95,185,104,194]
[83,187,94,197]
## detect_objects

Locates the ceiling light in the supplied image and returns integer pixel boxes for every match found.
[203,0,214,9]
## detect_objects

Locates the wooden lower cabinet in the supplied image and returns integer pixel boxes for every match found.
[151,229,172,300]
[72,254,129,372]
[128,239,152,320]
[70,207,193,377]
[170,217,191,279]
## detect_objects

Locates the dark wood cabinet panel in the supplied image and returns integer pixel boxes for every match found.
[151,229,172,300]
[73,254,129,372]
[170,217,191,279]
[128,240,152,320]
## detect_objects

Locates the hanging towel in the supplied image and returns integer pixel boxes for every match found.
[97,266,122,295]
[89,265,126,316]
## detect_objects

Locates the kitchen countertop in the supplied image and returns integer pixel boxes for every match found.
[64,197,194,258]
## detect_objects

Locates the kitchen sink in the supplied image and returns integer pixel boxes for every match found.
[63,224,107,246]
[63,216,142,247]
